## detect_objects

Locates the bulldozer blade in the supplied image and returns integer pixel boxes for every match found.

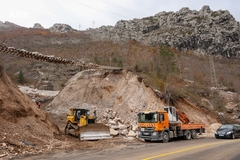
[80,123,112,141]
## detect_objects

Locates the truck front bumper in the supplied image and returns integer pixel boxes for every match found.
[138,131,163,141]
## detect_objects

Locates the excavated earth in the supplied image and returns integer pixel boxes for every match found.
[0,65,222,160]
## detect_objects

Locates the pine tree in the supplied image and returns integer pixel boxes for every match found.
[18,70,25,84]
[158,45,179,80]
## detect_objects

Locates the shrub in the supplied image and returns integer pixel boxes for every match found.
[18,70,27,84]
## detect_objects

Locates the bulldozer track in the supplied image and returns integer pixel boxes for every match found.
[0,44,122,70]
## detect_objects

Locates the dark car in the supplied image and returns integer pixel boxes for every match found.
[215,124,240,139]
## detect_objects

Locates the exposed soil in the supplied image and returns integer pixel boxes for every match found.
[0,65,222,160]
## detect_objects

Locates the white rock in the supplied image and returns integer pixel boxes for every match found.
[120,129,128,135]
[127,130,136,137]
[108,119,117,125]
[110,128,119,136]
[132,124,138,131]
[2,143,7,147]
[118,123,128,130]
[109,125,119,130]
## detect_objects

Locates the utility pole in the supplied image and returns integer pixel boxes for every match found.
[93,20,95,28]
[238,22,240,41]
[79,24,81,30]
[209,54,218,87]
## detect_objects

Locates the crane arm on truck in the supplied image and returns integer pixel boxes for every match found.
[176,109,190,124]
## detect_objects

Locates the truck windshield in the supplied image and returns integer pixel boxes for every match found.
[138,112,158,123]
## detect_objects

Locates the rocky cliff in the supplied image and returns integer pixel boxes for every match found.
[33,23,44,29]
[0,21,22,30]
[84,5,240,58]
[49,23,76,33]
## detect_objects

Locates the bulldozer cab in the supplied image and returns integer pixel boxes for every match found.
[77,109,87,127]
[67,108,96,127]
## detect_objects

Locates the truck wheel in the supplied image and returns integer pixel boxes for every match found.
[184,130,191,140]
[162,132,169,143]
[199,127,203,135]
[144,139,151,142]
[191,130,197,139]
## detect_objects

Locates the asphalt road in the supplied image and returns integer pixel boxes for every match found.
[63,137,240,160]
[21,137,240,160]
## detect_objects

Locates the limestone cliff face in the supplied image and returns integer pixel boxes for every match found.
[84,5,240,58]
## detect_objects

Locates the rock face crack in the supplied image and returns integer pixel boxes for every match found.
[0,44,122,70]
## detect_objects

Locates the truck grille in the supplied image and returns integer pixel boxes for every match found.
[140,128,154,137]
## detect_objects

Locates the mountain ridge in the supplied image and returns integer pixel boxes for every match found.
[84,5,240,58]
[2,5,239,57]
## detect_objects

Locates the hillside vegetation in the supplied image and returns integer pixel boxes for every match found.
[0,5,239,122]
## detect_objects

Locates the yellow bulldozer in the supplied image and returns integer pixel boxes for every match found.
[65,108,112,140]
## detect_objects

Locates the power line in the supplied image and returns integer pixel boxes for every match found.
[101,0,143,18]
[67,0,131,20]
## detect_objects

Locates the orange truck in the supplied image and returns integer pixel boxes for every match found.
[137,106,205,142]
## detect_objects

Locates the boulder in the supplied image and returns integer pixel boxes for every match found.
[127,130,136,137]
[110,128,118,136]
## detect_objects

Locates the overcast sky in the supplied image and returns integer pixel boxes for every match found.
[1,0,239,30]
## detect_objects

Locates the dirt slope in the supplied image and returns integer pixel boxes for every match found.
[0,66,221,159]
[176,98,220,136]
[47,70,165,130]
[0,64,60,158]
[47,69,219,136]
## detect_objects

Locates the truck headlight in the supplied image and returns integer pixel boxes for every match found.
[152,132,157,136]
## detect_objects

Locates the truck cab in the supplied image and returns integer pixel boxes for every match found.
[138,110,170,142]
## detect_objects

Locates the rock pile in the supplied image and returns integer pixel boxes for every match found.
[47,69,166,138]
[46,69,218,138]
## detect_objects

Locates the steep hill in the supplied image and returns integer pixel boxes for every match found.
[0,64,60,158]
[0,6,240,94]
